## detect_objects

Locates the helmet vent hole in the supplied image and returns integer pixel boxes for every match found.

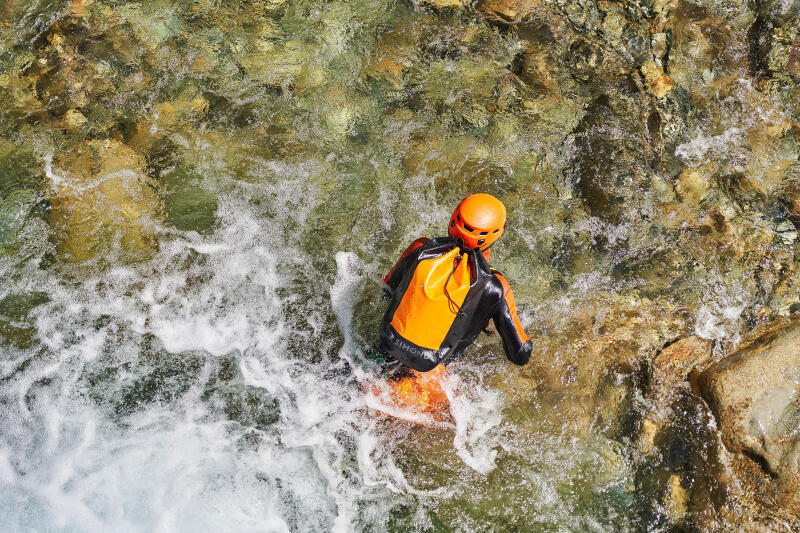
[463,224,474,232]
[477,239,485,246]
[457,214,461,221]
[450,220,455,227]
[479,231,488,236]
[493,229,499,233]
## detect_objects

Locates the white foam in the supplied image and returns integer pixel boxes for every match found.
[0,183,397,531]
[442,372,502,475]
[330,251,365,363]
[693,275,748,345]
[675,127,744,165]
[0,448,15,484]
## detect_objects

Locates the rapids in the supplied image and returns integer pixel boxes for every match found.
[1,0,800,531]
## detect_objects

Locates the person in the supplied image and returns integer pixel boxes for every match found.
[375,193,532,410]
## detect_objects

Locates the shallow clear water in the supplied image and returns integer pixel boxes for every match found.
[1,0,799,530]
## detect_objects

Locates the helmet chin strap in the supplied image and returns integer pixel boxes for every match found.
[480,238,499,252]
[451,236,499,252]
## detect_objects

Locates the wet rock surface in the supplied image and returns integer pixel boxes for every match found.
[700,320,800,513]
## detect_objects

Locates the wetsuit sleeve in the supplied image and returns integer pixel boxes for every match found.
[492,273,532,365]
[383,237,430,288]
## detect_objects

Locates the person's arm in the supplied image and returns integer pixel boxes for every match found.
[383,237,430,288]
[492,273,532,365]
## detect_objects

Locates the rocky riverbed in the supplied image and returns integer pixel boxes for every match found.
[1,0,799,530]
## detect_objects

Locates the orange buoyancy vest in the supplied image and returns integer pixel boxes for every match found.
[380,238,505,371]
[389,246,471,350]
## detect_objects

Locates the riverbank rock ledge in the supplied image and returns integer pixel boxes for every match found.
[699,321,800,512]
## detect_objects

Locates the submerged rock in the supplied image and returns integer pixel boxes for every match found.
[637,418,659,455]
[674,164,713,205]
[47,139,160,263]
[164,188,217,235]
[699,320,800,513]
[667,2,747,94]
[235,38,324,92]
[665,473,689,522]
[0,189,39,247]
[637,336,712,455]
[0,291,49,349]
[61,108,87,130]
[517,295,689,437]
[115,3,183,49]
[0,139,41,198]
[367,46,410,86]
[571,95,651,221]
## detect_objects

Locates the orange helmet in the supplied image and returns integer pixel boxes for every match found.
[448,194,507,250]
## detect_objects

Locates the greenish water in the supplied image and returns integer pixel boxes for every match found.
[1,0,799,531]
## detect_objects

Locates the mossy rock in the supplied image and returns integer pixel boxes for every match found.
[0,188,38,246]
[164,186,219,234]
[0,139,41,198]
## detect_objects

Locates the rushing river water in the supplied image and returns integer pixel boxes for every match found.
[2,0,800,531]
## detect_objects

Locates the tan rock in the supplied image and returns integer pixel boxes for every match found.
[47,33,65,47]
[651,33,668,60]
[422,0,464,7]
[653,0,676,13]
[62,109,87,130]
[641,61,674,98]
[786,42,800,77]
[48,139,160,262]
[368,46,411,85]
[477,0,540,24]
[70,0,93,17]
[601,11,627,39]
[666,474,689,521]
[638,418,659,454]
[675,165,713,205]
[699,320,800,513]
[654,336,713,380]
